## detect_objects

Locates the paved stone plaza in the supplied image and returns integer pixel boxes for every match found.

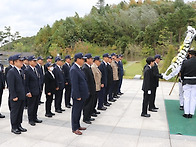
[0,79,196,147]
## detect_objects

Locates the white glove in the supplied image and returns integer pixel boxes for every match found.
[148,90,151,95]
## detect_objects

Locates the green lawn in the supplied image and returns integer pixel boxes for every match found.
[123,61,143,79]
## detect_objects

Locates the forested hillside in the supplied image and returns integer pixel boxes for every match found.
[1,0,196,60]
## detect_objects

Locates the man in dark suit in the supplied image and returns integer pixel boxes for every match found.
[36,56,44,105]
[82,53,96,124]
[25,56,42,126]
[44,56,53,72]
[150,54,163,112]
[5,56,14,87]
[53,56,65,113]
[0,56,5,118]
[70,53,89,135]
[62,55,72,108]
[118,54,124,95]
[141,57,155,117]
[7,54,27,134]
[44,62,57,117]
[5,56,14,111]
[107,56,116,102]
[98,53,109,110]
[21,57,29,70]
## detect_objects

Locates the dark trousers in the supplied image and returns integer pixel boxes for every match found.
[10,100,24,129]
[107,84,113,100]
[65,84,71,106]
[38,85,43,102]
[149,87,157,109]
[98,87,105,108]
[118,75,123,93]
[113,80,120,96]
[55,89,63,110]
[27,95,39,122]
[45,93,54,114]
[92,91,99,113]
[104,86,108,104]
[72,99,85,131]
[83,93,95,121]
[142,91,151,114]
[0,88,3,107]
[24,97,28,107]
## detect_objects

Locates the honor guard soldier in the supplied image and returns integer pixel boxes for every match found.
[181,50,196,118]
[44,62,57,117]
[53,56,65,113]
[70,53,89,135]
[25,56,42,126]
[7,54,27,134]
[0,53,5,118]
[62,55,72,108]
[141,57,155,117]
[21,56,29,70]
[82,53,96,124]
[91,56,102,116]
[98,53,109,110]
[36,56,44,104]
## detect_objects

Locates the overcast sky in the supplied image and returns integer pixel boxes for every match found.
[0,0,194,37]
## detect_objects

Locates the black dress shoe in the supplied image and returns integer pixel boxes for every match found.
[188,114,193,118]
[29,121,36,126]
[66,105,71,108]
[117,92,124,95]
[179,106,184,110]
[183,114,189,118]
[89,118,95,121]
[55,109,62,113]
[109,99,116,102]
[0,113,5,118]
[35,119,42,123]
[95,111,101,114]
[18,126,27,132]
[114,95,120,98]
[45,114,52,117]
[50,112,55,115]
[83,120,92,124]
[149,109,158,112]
[141,113,151,117]
[154,107,159,110]
[39,101,44,104]
[69,104,73,106]
[97,107,107,111]
[61,108,65,111]
[104,103,110,107]
[91,113,97,117]
[11,129,21,134]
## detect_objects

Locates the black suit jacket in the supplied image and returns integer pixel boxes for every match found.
[24,66,41,96]
[62,63,71,84]
[5,65,13,86]
[36,64,44,87]
[152,63,162,88]
[44,71,57,94]
[142,65,153,91]
[98,62,108,87]
[107,63,113,86]
[70,63,89,100]
[0,64,5,89]
[7,67,25,100]
[82,63,96,94]
[181,57,196,85]
[53,65,65,90]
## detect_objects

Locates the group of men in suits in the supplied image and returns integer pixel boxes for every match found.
[141,54,163,117]
[0,52,124,135]
[70,53,124,135]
